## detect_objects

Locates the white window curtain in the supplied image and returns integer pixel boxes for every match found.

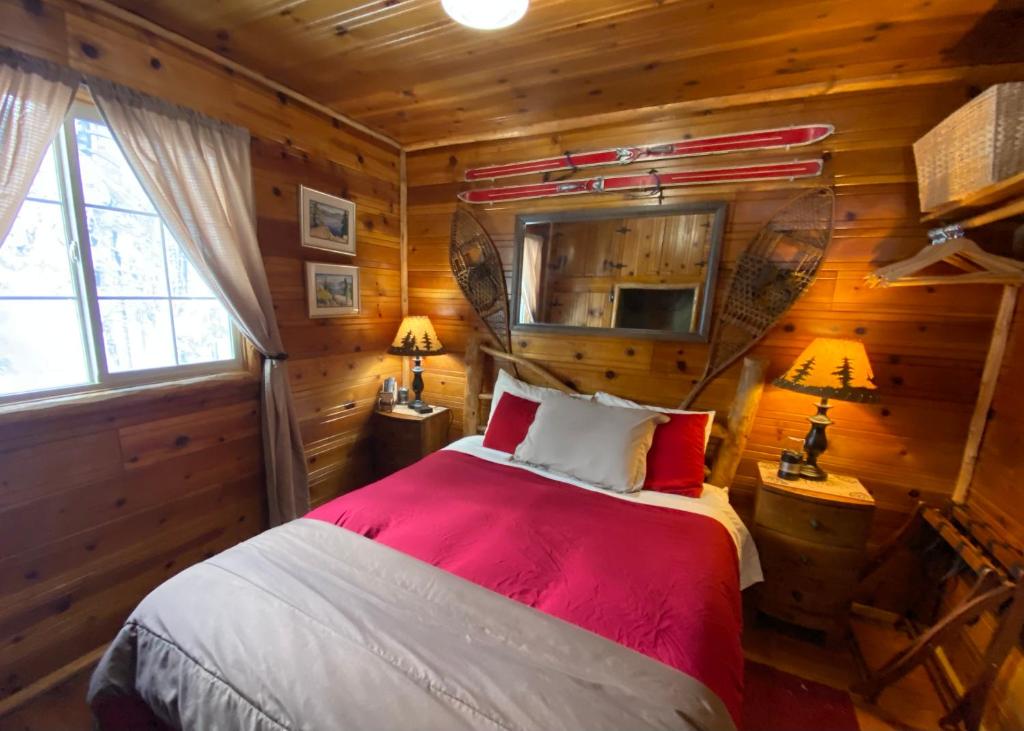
[0,48,77,246]
[87,77,308,526]
[519,233,543,324]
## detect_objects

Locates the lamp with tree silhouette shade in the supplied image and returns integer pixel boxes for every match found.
[388,316,447,411]
[773,337,878,481]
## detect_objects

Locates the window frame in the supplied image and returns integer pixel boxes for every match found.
[0,99,245,406]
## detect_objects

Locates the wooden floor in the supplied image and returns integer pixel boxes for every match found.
[0,669,94,731]
[0,612,945,731]
[744,611,947,731]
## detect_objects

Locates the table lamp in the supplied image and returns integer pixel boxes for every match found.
[388,315,447,412]
[773,337,878,481]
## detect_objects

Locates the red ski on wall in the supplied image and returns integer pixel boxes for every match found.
[458,159,825,204]
[464,124,833,181]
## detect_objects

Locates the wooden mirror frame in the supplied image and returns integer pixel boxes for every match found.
[511,201,727,342]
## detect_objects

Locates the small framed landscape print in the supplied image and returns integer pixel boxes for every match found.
[300,185,356,256]
[306,262,359,318]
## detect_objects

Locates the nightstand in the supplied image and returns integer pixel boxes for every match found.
[753,461,875,642]
[372,405,450,478]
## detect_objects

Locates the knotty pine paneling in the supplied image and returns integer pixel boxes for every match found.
[253,136,403,506]
[407,84,998,543]
[0,381,265,702]
[104,0,1021,145]
[0,0,401,703]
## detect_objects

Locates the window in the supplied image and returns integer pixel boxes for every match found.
[0,105,240,401]
[518,233,542,325]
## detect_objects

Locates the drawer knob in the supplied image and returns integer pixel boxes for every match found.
[791,590,803,603]
[809,517,821,530]
[798,554,810,565]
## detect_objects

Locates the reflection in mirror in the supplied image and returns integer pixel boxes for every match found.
[513,203,726,340]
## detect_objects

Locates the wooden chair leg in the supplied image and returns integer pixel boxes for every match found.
[939,580,1024,731]
[940,684,987,731]
[851,584,1013,702]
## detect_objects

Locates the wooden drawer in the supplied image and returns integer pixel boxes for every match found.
[758,566,856,618]
[755,486,871,549]
[377,421,427,452]
[372,408,449,479]
[374,445,418,476]
[757,596,842,634]
[755,527,864,582]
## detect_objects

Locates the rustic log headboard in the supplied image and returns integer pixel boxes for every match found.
[463,335,767,489]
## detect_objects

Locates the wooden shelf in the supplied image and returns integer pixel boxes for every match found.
[921,171,1024,224]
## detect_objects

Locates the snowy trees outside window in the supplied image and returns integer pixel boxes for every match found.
[0,108,237,399]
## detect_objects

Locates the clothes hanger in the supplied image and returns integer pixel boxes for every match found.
[866,225,1024,288]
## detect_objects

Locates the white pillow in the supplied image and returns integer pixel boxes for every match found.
[513,391,668,493]
[491,369,589,412]
[594,391,715,447]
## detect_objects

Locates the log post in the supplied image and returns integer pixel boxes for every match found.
[709,357,768,488]
[953,285,1019,503]
[399,151,411,391]
[463,335,484,437]
[480,344,576,394]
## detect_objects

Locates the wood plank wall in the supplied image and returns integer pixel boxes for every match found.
[406,83,1001,543]
[969,293,1024,543]
[0,0,401,702]
[257,137,403,506]
[0,378,264,702]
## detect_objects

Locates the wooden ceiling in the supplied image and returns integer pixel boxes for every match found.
[106,0,1021,147]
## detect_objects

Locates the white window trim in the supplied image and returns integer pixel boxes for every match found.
[0,98,245,406]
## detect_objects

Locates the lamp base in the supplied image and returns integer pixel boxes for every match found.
[801,396,832,481]
[799,462,828,481]
[409,357,432,413]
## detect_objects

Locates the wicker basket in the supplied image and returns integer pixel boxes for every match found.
[913,82,1024,213]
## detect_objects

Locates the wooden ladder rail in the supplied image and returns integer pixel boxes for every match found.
[852,505,1024,731]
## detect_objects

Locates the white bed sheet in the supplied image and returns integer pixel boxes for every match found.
[444,436,763,590]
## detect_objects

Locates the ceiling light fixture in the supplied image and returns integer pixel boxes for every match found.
[441,0,529,30]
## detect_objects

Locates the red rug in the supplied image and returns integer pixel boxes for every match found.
[742,660,859,731]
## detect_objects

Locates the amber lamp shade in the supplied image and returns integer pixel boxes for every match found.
[388,316,447,409]
[773,338,878,481]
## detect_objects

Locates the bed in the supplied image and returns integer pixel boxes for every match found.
[88,339,766,731]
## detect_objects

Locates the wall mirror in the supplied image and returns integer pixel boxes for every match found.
[512,202,726,341]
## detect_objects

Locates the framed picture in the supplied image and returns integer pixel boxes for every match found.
[300,185,356,256]
[306,262,359,318]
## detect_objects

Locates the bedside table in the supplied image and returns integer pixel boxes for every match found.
[372,405,450,478]
[753,461,875,642]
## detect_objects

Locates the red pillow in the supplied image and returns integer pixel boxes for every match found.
[644,412,708,497]
[483,393,540,454]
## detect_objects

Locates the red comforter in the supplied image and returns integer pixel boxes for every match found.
[308,449,744,723]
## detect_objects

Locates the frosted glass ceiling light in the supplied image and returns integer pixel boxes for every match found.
[442,0,529,30]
